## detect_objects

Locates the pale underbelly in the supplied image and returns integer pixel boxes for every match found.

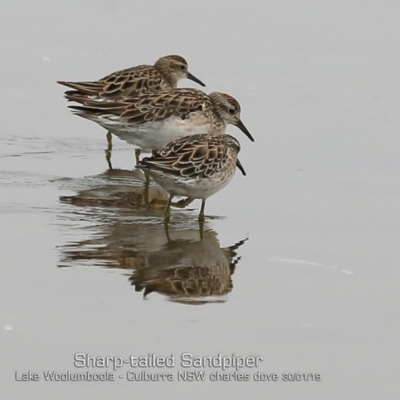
[150,171,235,200]
[108,119,213,151]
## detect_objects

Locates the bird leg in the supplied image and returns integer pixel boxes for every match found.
[164,223,172,242]
[198,200,206,221]
[164,195,173,223]
[135,149,141,165]
[105,131,113,170]
[198,218,205,240]
[143,183,150,205]
[107,131,112,147]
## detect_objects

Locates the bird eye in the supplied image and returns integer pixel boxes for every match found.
[228,108,235,114]
[180,65,186,70]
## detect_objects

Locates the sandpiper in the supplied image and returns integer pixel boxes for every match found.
[68,88,254,160]
[57,55,205,100]
[58,55,205,167]
[136,133,246,222]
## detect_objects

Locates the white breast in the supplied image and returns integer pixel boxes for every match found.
[111,116,212,150]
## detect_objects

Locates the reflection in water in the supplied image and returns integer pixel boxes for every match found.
[130,226,247,305]
[58,169,248,304]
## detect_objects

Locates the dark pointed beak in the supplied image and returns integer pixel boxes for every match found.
[235,119,254,142]
[236,159,246,176]
[187,72,205,87]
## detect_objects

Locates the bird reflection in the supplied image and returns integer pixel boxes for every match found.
[130,226,247,305]
[58,168,248,304]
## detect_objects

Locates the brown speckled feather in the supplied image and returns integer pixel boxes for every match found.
[68,88,211,125]
[60,65,167,98]
[58,55,205,100]
[139,134,242,179]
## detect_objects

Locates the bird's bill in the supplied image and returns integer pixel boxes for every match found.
[187,72,206,87]
[235,119,254,142]
[236,159,246,176]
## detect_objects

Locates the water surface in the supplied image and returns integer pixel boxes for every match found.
[1,1,399,399]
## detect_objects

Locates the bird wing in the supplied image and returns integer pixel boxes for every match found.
[68,88,209,125]
[139,134,233,178]
[58,65,165,99]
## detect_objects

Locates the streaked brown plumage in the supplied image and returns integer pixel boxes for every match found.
[130,232,248,304]
[137,133,246,222]
[57,55,205,100]
[67,88,254,151]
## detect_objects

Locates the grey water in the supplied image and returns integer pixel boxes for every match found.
[1,1,400,399]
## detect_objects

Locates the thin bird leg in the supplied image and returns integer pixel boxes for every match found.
[164,195,173,223]
[198,199,206,221]
[164,223,172,242]
[143,183,150,205]
[135,149,141,164]
[105,131,113,170]
[105,152,112,170]
[106,131,113,148]
[198,218,205,240]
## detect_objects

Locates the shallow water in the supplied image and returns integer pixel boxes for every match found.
[1,1,400,399]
